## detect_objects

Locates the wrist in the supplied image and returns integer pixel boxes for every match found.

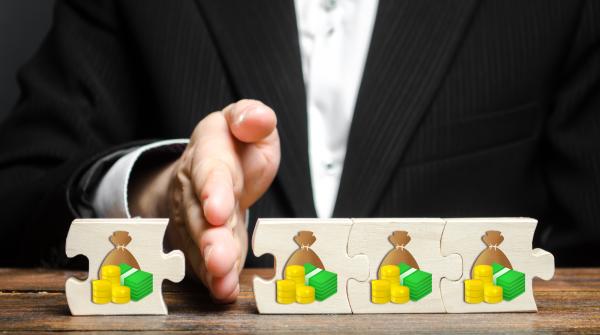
[129,160,177,218]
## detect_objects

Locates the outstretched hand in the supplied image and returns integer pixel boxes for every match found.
[129,99,280,302]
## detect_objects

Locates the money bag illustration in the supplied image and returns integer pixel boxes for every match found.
[471,230,512,277]
[285,231,325,270]
[379,230,419,270]
[99,231,140,277]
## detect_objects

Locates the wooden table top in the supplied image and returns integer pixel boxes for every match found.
[0,267,599,334]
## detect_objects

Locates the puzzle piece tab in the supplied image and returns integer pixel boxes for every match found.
[440,218,554,313]
[347,218,462,313]
[252,218,369,314]
[65,219,185,315]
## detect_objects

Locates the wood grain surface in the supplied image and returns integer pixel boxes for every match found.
[0,268,599,334]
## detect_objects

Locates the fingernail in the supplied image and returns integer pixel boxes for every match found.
[235,111,246,125]
[203,245,213,266]
[234,260,241,273]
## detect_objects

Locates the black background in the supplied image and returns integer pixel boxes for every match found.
[0,0,54,121]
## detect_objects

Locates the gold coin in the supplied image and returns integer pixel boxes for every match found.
[276,296,294,304]
[464,292,484,299]
[484,295,502,304]
[391,295,409,304]
[296,297,315,304]
[379,265,399,278]
[277,291,296,297]
[277,279,296,290]
[112,296,130,304]
[382,278,400,286]
[484,285,502,297]
[112,285,130,298]
[371,291,391,298]
[92,296,110,304]
[391,285,409,297]
[464,279,483,288]
[92,279,111,290]
[371,296,390,304]
[465,296,483,304]
[101,265,120,278]
[371,279,390,290]
[473,265,492,276]
[92,291,112,298]
[285,265,305,278]
[296,285,315,298]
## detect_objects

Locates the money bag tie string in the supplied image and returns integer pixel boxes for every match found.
[117,244,126,250]
[301,244,310,251]
[394,245,406,251]
[489,244,499,251]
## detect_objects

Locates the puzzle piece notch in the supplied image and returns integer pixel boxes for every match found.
[65,219,185,315]
[346,218,463,313]
[252,218,369,314]
[440,218,555,313]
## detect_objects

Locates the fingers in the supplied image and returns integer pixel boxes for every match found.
[199,167,235,227]
[238,129,280,209]
[223,99,277,143]
[172,99,277,303]
[210,263,240,302]
[200,226,239,277]
[190,113,242,227]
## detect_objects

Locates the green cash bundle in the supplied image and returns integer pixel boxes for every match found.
[492,263,525,301]
[304,263,337,301]
[119,263,154,301]
[398,262,432,301]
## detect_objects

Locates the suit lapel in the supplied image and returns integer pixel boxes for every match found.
[195,0,317,217]
[333,0,480,217]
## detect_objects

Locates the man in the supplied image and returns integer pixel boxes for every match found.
[0,0,599,303]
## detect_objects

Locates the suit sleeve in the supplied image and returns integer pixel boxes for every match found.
[0,0,146,266]
[543,0,600,265]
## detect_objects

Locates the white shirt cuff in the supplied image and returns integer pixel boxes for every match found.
[92,139,189,218]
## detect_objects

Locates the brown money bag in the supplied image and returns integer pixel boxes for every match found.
[471,230,512,277]
[99,231,140,277]
[285,231,325,270]
[380,231,419,270]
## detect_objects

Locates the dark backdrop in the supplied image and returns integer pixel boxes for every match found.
[0,0,54,121]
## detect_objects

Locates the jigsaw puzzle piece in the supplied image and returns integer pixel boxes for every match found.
[252,218,369,314]
[347,218,462,313]
[440,218,555,313]
[65,219,185,315]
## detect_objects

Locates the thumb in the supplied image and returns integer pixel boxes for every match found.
[223,99,277,143]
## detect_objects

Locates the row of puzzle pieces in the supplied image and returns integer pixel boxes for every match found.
[252,217,555,314]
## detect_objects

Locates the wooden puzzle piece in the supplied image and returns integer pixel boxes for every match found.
[252,218,369,314]
[65,219,185,315]
[440,218,554,313]
[347,218,462,313]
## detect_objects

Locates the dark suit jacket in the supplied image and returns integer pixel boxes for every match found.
[0,0,599,267]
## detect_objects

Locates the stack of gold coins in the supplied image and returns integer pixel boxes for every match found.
[276,279,296,304]
[464,279,484,304]
[101,265,121,286]
[390,284,410,304]
[111,285,131,304]
[285,265,305,287]
[371,279,391,304]
[473,265,493,285]
[379,265,400,286]
[484,284,503,304]
[92,279,111,304]
[296,285,315,304]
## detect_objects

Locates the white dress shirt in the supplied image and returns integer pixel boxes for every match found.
[92,0,379,218]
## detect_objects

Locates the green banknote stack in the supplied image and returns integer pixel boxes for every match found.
[492,263,525,301]
[398,263,432,301]
[304,263,337,301]
[119,263,154,301]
